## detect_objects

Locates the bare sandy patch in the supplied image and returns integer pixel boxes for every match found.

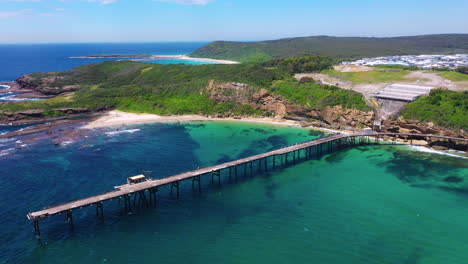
[334,65,374,72]
[82,110,341,134]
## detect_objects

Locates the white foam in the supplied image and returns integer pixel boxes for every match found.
[0,85,11,90]
[105,129,141,136]
[410,145,467,159]
[0,148,15,157]
[0,95,42,101]
[0,138,16,143]
[60,141,75,146]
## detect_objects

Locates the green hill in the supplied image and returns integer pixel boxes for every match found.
[1,57,369,118]
[191,34,468,62]
[402,89,468,130]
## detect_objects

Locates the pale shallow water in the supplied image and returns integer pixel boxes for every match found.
[0,121,466,264]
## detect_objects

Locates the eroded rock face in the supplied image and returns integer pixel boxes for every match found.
[381,119,466,138]
[207,81,287,118]
[206,80,375,130]
[16,75,81,96]
[251,88,287,118]
[0,108,90,122]
[320,106,374,130]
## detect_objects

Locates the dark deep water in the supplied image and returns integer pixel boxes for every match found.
[0,42,209,81]
[0,121,467,264]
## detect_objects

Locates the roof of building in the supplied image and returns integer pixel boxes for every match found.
[372,84,434,102]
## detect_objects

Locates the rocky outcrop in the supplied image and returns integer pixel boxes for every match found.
[207,81,287,118]
[285,105,374,131]
[16,75,81,96]
[206,80,375,130]
[381,118,467,138]
[251,88,287,118]
[0,108,91,123]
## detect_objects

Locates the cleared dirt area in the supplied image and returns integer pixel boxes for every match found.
[333,65,374,72]
[296,68,468,99]
[296,67,467,120]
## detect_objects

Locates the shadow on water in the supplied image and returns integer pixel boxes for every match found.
[376,146,468,196]
[235,135,289,159]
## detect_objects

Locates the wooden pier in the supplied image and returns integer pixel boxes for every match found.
[27,132,467,238]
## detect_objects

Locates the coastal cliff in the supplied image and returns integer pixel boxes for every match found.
[1,60,466,141]
[16,75,81,96]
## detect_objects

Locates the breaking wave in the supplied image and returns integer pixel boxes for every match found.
[105,129,141,136]
[410,145,467,159]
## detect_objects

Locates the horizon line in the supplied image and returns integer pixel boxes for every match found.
[1,33,468,45]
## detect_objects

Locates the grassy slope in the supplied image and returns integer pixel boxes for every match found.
[435,71,468,82]
[322,69,411,83]
[0,59,369,117]
[271,79,370,111]
[191,34,468,62]
[402,89,468,130]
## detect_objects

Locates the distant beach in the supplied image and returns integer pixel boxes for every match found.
[72,54,239,65]
[82,110,343,134]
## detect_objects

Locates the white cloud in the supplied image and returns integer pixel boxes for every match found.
[154,0,213,5]
[83,0,117,4]
[0,0,40,2]
[0,9,32,19]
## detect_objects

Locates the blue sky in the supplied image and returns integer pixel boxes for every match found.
[0,0,467,43]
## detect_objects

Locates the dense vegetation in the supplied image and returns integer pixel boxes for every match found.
[455,66,468,75]
[2,61,286,116]
[262,56,333,73]
[1,57,371,118]
[191,34,468,62]
[402,89,468,130]
[271,79,370,111]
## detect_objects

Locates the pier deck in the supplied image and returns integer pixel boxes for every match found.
[27,132,467,236]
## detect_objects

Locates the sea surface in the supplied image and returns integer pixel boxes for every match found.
[0,121,467,264]
[0,42,210,81]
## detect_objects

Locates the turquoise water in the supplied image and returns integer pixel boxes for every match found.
[0,121,467,263]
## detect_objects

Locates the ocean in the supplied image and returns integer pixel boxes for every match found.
[0,121,467,264]
[0,43,467,264]
[0,42,210,81]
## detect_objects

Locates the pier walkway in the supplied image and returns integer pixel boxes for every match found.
[27,132,467,237]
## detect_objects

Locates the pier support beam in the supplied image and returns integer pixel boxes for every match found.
[124,194,131,212]
[95,202,104,218]
[171,181,180,199]
[192,176,201,193]
[149,187,158,205]
[211,171,221,185]
[33,220,40,238]
[66,210,73,227]
[137,191,149,208]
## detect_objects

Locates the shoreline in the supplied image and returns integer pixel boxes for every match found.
[71,54,239,65]
[81,110,343,133]
[80,111,467,157]
[0,110,465,159]
[132,55,239,65]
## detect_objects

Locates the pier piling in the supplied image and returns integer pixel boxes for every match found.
[26,133,467,237]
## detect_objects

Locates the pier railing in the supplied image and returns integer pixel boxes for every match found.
[26,132,467,238]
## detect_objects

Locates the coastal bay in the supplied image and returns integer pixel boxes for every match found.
[0,120,466,263]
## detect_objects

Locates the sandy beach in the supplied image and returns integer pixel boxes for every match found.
[81,110,341,133]
[133,55,239,65]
